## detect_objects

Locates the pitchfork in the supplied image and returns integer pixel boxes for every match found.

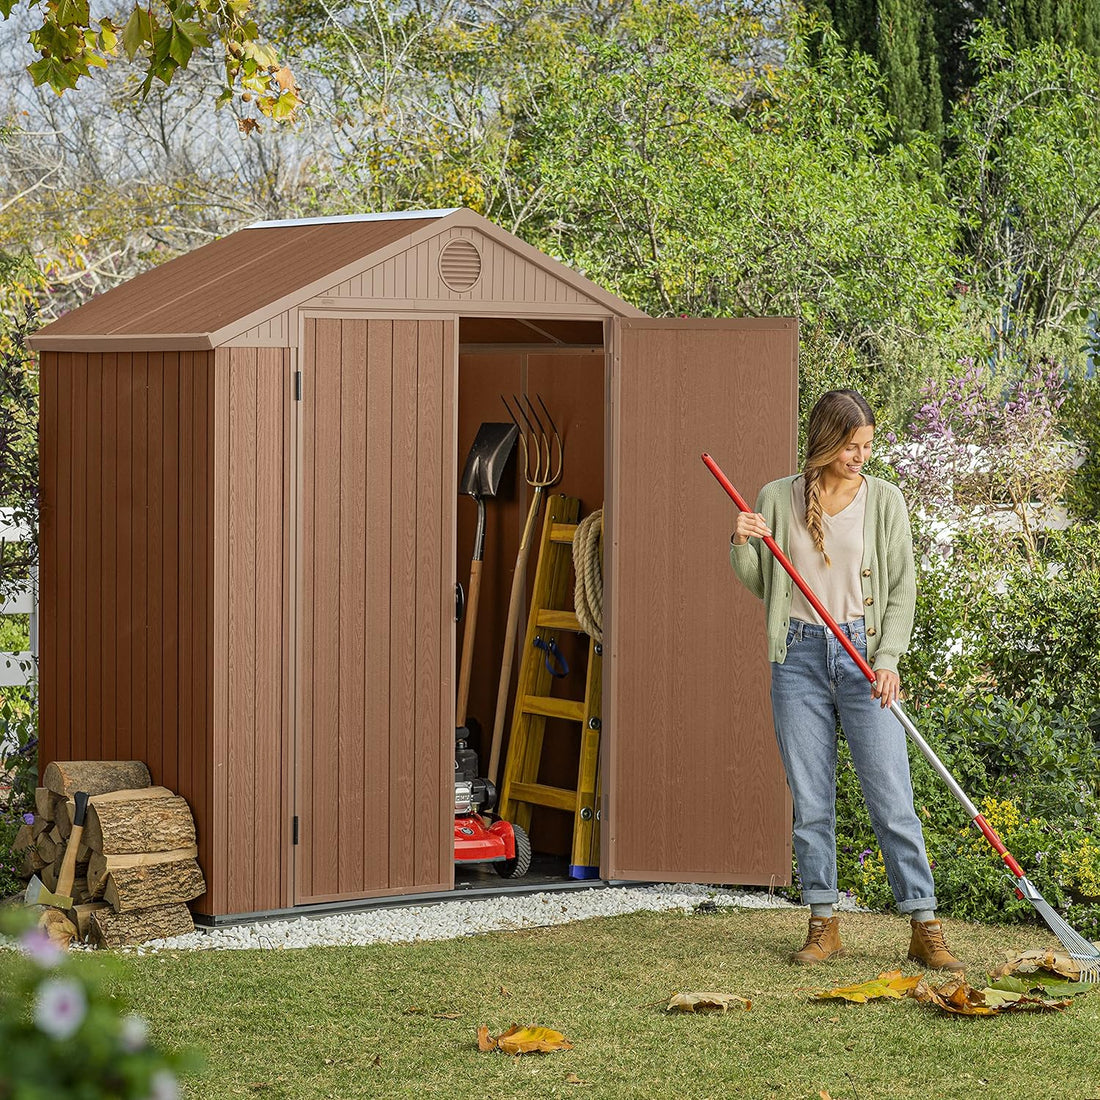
[487,394,564,785]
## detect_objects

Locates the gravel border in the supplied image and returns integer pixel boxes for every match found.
[128,884,867,954]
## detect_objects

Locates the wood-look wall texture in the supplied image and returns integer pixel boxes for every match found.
[295,317,455,904]
[606,319,797,886]
[38,349,218,910]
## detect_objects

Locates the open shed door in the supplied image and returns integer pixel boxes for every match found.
[295,316,456,904]
[605,318,797,885]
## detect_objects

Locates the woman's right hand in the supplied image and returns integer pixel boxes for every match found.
[731,511,771,546]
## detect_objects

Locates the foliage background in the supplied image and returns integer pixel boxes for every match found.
[2,0,1100,932]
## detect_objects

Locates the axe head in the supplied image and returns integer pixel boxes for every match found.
[24,874,73,909]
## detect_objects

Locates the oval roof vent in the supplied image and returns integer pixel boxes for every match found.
[438,238,483,292]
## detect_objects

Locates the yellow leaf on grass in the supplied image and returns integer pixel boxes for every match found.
[912,975,1071,1016]
[477,1024,574,1054]
[666,991,752,1013]
[809,970,924,1003]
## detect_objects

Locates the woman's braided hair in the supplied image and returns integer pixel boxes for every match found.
[803,390,875,566]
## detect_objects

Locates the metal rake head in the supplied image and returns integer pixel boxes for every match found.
[1016,875,1100,981]
[500,393,563,489]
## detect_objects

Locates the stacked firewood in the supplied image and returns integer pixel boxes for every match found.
[12,760,206,948]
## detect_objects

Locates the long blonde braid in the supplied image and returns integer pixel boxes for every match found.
[803,389,875,566]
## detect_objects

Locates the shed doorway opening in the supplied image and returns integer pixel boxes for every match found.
[454,316,607,890]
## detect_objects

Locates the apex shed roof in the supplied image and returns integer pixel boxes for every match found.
[30,208,646,352]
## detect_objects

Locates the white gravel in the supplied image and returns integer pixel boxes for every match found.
[136,884,866,954]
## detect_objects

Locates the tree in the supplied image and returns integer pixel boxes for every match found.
[947,24,1100,355]
[0,0,300,121]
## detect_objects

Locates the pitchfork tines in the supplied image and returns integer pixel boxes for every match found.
[501,393,563,488]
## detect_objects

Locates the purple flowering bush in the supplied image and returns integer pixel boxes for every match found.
[0,909,200,1098]
[1,683,37,900]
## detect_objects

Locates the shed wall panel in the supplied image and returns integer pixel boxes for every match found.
[214,346,291,915]
[37,349,219,911]
[607,319,797,885]
[295,317,454,904]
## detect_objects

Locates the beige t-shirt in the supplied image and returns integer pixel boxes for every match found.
[788,476,867,625]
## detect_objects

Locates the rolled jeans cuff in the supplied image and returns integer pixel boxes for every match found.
[801,888,839,906]
[896,895,938,915]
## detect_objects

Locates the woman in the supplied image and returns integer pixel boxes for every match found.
[730,389,963,971]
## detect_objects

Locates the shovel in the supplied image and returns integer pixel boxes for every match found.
[456,422,519,736]
[25,791,89,910]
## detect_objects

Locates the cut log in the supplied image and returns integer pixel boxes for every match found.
[63,786,174,828]
[54,797,74,839]
[13,821,34,852]
[89,903,194,948]
[41,860,59,891]
[32,814,51,838]
[42,760,151,798]
[87,845,200,898]
[20,848,46,876]
[71,902,110,941]
[83,794,196,855]
[104,859,206,913]
[36,832,60,864]
[49,824,63,845]
[38,908,78,948]
[35,787,53,819]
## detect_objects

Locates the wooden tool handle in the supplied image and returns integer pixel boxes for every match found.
[55,790,89,903]
[456,559,483,727]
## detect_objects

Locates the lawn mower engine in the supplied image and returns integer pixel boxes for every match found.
[454,726,531,878]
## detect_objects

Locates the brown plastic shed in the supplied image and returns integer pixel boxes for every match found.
[29,208,797,920]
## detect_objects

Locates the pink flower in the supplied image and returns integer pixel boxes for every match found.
[34,977,87,1040]
[19,928,63,968]
[146,1070,180,1100]
[119,1013,149,1053]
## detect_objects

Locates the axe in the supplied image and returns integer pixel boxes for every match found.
[25,790,89,909]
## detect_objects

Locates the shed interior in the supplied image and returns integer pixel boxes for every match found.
[454,315,607,883]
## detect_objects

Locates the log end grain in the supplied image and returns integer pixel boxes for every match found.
[43,760,152,798]
[89,903,194,949]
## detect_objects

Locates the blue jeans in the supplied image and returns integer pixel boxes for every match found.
[770,618,937,913]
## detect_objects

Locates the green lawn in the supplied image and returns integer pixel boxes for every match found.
[22,906,1100,1099]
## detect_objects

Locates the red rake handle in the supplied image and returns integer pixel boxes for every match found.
[701,451,1028,883]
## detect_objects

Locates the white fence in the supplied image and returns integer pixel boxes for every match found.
[0,507,37,688]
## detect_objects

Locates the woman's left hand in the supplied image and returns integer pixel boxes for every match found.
[871,669,900,709]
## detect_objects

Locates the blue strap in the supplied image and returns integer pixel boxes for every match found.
[533,636,569,678]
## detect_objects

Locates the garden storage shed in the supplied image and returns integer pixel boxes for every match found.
[30,208,798,920]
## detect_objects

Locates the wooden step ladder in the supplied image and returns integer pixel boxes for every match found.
[497,493,603,879]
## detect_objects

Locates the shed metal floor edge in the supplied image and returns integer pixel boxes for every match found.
[193,859,649,929]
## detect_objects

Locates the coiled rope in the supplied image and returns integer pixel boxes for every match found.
[572,508,604,643]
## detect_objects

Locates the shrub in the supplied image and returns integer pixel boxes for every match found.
[1,681,38,899]
[0,909,199,1097]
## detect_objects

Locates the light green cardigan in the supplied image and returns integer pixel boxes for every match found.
[729,474,916,674]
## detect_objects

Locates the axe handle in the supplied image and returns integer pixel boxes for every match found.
[55,791,89,903]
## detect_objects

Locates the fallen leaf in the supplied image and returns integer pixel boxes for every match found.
[912,975,1071,1016]
[819,1092,833,1100]
[433,1012,462,1019]
[478,1024,573,1055]
[989,973,1093,997]
[497,1024,574,1055]
[990,947,1098,983]
[500,985,510,996]
[808,970,923,1003]
[666,990,751,1013]
[565,1073,589,1085]
[403,1006,425,1015]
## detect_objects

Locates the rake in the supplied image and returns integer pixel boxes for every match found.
[703,452,1100,979]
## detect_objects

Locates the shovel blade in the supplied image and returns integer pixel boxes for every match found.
[460,423,518,498]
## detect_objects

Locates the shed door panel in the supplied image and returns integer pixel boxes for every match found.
[296,317,455,904]
[606,318,796,884]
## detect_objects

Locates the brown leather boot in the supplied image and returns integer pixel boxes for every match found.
[790,916,844,965]
[907,919,965,971]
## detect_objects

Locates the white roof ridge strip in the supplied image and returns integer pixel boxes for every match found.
[244,209,460,229]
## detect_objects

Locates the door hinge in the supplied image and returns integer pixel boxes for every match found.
[294,371,303,401]
[292,815,299,845]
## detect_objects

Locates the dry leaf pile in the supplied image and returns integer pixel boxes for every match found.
[912,975,1071,1015]
[477,1024,573,1055]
